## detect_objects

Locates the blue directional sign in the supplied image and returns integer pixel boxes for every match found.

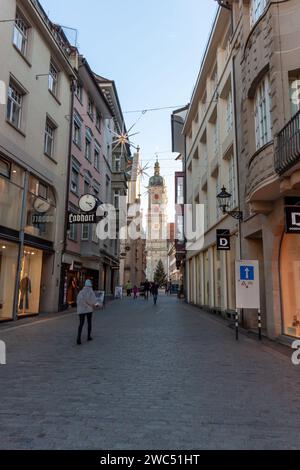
[240,266,254,281]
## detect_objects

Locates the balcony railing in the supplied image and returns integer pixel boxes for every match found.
[275,110,300,175]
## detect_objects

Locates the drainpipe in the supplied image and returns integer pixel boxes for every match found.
[183,134,188,302]
[232,53,245,326]
[59,76,76,309]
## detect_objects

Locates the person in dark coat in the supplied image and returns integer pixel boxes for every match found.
[144,279,150,300]
[151,282,159,305]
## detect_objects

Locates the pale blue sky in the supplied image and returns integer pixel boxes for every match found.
[40,0,217,218]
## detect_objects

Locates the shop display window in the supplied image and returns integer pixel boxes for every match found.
[0,241,18,321]
[0,160,24,231]
[18,247,43,317]
[281,234,300,338]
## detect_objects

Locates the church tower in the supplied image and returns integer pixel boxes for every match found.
[146,158,168,281]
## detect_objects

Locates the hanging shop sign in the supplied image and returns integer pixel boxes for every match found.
[31,197,53,225]
[216,229,230,251]
[285,206,300,234]
[68,212,97,224]
[235,260,260,309]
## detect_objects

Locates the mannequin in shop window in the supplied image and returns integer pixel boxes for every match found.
[19,274,31,311]
[67,276,79,307]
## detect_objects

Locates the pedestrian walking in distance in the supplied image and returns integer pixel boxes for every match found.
[151,282,159,305]
[76,279,99,345]
[144,279,150,300]
[125,280,132,297]
[133,285,138,299]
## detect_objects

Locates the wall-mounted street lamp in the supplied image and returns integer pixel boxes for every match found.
[217,186,243,220]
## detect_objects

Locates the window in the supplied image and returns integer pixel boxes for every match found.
[289,70,300,116]
[48,61,58,96]
[114,154,121,172]
[44,119,56,158]
[114,190,120,209]
[226,90,233,133]
[13,11,29,56]
[254,74,272,150]
[69,221,77,241]
[215,175,221,221]
[228,155,236,209]
[7,83,23,129]
[71,167,79,194]
[211,66,218,96]
[213,120,219,156]
[92,224,98,243]
[81,224,89,240]
[84,179,90,195]
[73,114,82,148]
[93,183,100,199]
[85,129,93,162]
[87,97,94,120]
[250,0,267,26]
[38,182,48,200]
[0,157,11,179]
[96,111,102,131]
[176,176,184,205]
[75,82,83,102]
[94,146,100,171]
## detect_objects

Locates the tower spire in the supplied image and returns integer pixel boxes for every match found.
[154,154,160,176]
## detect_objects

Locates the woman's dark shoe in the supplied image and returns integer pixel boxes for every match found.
[77,339,81,345]
[88,337,93,341]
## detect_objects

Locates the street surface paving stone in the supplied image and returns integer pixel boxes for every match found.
[0,294,300,450]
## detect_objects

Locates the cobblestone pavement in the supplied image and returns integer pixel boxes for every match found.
[0,293,300,450]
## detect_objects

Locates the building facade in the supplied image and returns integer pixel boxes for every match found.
[61,56,115,306]
[231,0,300,340]
[119,148,146,288]
[183,0,300,341]
[95,75,131,296]
[0,0,76,321]
[146,160,168,281]
[183,5,239,318]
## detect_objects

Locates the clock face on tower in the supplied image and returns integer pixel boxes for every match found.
[154,193,160,201]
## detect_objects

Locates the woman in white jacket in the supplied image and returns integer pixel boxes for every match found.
[76,279,98,345]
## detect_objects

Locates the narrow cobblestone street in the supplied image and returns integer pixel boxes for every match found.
[0,294,300,450]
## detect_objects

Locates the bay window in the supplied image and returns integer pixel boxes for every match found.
[254,74,272,150]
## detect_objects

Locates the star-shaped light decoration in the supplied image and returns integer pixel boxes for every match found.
[137,161,151,180]
[109,121,140,159]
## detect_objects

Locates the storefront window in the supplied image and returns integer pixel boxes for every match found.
[18,247,43,317]
[0,161,24,231]
[281,234,300,338]
[214,247,222,308]
[204,250,210,305]
[0,241,18,321]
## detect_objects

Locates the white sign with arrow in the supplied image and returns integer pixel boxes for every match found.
[235,260,260,309]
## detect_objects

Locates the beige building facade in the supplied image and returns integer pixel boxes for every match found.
[184,0,300,341]
[0,0,76,321]
[231,0,300,340]
[183,5,240,318]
